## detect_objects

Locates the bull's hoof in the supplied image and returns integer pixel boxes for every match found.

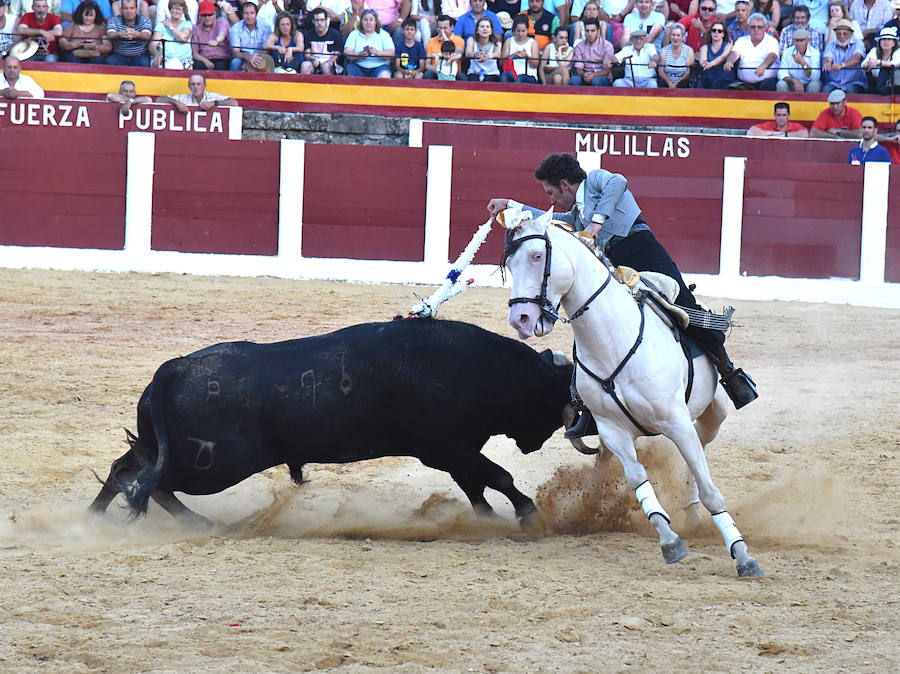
[516,502,539,529]
[661,537,690,564]
[737,558,764,578]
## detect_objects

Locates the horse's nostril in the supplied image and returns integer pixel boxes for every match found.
[518,314,529,325]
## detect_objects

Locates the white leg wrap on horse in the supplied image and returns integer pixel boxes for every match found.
[635,481,670,524]
[712,511,744,558]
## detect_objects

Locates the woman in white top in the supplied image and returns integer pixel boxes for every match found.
[539,24,573,84]
[861,26,900,94]
[500,14,539,83]
[465,16,501,80]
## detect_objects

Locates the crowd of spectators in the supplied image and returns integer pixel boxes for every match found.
[1,0,898,94]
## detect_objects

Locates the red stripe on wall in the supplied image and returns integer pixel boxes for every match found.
[0,130,126,249]
[302,145,428,261]
[887,171,900,284]
[151,138,280,255]
[742,161,863,280]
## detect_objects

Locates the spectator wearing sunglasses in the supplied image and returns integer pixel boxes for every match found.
[676,0,722,53]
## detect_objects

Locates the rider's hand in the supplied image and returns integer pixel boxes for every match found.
[487,198,510,217]
[584,221,602,238]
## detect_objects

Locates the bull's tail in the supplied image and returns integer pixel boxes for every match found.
[122,359,180,517]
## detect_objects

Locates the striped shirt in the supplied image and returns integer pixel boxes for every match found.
[107,15,153,56]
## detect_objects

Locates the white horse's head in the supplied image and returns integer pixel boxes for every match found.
[500,206,575,340]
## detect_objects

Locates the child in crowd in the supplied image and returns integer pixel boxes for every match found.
[437,39,460,79]
[394,16,426,78]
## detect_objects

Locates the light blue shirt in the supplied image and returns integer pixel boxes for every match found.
[229,20,271,54]
[805,0,830,33]
[778,45,821,86]
[822,39,866,88]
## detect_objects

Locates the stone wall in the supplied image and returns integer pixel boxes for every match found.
[242,111,412,145]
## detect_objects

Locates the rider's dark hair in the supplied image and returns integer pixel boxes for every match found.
[534,153,587,187]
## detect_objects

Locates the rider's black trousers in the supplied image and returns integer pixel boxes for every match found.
[606,228,727,355]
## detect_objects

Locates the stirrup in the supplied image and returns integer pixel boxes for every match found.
[720,369,758,409]
[564,411,598,439]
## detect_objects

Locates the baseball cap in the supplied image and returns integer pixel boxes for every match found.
[496,11,513,30]
[827,89,846,103]
[198,0,215,14]
[792,28,809,39]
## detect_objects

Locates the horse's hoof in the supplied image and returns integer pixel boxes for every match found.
[661,537,690,564]
[737,558,765,578]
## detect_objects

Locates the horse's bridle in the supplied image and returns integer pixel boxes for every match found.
[502,228,612,325]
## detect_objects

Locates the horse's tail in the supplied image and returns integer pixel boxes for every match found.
[120,359,180,518]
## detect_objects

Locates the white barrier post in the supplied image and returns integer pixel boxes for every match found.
[424,145,453,269]
[278,138,305,266]
[408,118,424,147]
[124,131,155,258]
[719,156,747,280]
[860,161,889,285]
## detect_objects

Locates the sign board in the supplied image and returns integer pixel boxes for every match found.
[0,99,242,139]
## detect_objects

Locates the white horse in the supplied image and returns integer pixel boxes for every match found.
[500,207,763,578]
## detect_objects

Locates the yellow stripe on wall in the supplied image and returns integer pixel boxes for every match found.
[30,68,898,124]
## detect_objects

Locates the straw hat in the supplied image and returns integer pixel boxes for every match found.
[8,39,39,61]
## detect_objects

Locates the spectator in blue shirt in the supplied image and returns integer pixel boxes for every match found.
[822,18,867,92]
[848,116,893,163]
[455,0,502,40]
[229,0,272,71]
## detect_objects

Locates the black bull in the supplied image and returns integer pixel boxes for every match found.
[89,319,575,526]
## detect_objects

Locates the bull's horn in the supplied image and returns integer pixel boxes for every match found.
[569,437,603,456]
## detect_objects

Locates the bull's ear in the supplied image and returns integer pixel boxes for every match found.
[498,204,530,230]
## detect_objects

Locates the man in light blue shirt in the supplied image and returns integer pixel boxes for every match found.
[229,0,271,71]
[776,28,821,92]
[454,0,502,39]
[822,18,866,93]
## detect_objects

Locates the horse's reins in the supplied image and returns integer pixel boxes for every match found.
[502,225,676,437]
[503,229,612,325]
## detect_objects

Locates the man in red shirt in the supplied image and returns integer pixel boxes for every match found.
[747,102,809,137]
[15,0,62,62]
[677,0,721,53]
[810,89,863,139]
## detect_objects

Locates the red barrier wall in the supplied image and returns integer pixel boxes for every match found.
[741,161,864,279]
[448,149,549,266]
[151,137,280,255]
[888,171,900,284]
[597,154,723,274]
[302,145,428,261]
[0,128,126,249]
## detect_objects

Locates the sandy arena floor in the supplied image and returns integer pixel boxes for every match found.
[0,268,897,672]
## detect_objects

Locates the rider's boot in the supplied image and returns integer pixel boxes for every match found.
[564,407,598,439]
[709,343,758,409]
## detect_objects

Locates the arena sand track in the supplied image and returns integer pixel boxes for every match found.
[0,268,897,673]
